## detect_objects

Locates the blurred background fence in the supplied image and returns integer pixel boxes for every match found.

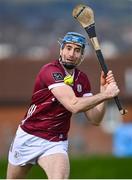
[0,0,132,177]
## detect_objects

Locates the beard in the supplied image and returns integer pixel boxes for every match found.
[62,61,76,69]
[59,56,77,69]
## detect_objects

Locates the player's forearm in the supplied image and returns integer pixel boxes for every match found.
[51,85,108,114]
[85,101,106,125]
[71,92,108,113]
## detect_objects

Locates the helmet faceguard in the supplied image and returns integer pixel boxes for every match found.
[59,32,86,69]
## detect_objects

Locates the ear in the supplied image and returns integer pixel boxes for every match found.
[80,54,84,63]
[60,48,63,56]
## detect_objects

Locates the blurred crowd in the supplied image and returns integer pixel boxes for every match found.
[0,0,131,59]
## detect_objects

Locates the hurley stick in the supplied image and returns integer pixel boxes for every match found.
[72,4,127,115]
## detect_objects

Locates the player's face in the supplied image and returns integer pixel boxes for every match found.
[60,43,83,67]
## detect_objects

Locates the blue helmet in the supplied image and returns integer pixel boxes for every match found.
[60,32,86,49]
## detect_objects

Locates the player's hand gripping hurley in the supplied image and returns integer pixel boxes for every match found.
[72,4,127,115]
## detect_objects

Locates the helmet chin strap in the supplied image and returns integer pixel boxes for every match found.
[62,62,76,69]
[59,56,76,69]
[59,55,84,70]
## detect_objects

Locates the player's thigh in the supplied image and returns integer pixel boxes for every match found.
[38,153,70,179]
[6,162,32,179]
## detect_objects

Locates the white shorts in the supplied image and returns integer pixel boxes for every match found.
[8,126,68,166]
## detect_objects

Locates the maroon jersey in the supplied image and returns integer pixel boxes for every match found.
[21,60,92,141]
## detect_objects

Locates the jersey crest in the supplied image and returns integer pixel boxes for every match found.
[77,84,82,92]
[52,72,63,81]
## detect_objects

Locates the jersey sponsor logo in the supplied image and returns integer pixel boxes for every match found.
[52,72,63,81]
[77,84,82,92]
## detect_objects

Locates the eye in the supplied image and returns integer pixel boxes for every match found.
[67,46,71,51]
[75,48,81,53]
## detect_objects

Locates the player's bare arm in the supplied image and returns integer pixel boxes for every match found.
[52,85,103,113]
[51,81,119,114]
[51,72,119,114]
[51,70,119,124]
[84,70,119,125]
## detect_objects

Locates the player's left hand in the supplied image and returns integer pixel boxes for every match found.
[100,70,116,93]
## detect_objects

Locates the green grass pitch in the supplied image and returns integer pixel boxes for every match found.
[1,156,132,179]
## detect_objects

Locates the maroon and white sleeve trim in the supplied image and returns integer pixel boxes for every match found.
[48,82,66,90]
[83,93,93,97]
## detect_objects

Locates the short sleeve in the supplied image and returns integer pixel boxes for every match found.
[39,64,65,90]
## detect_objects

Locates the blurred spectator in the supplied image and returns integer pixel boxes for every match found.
[0,0,131,59]
[113,123,132,157]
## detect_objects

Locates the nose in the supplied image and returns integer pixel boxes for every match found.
[69,49,74,57]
